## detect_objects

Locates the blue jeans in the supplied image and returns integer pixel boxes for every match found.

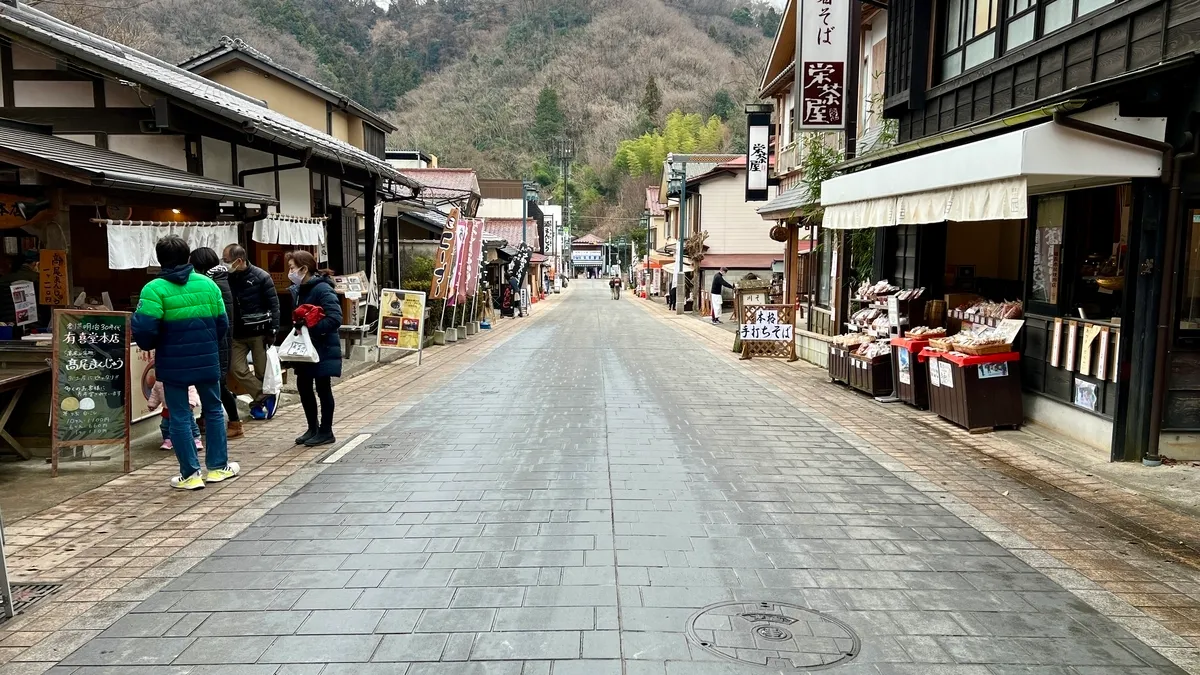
[163,381,227,478]
[159,411,199,443]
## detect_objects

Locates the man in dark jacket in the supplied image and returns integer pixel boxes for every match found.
[710,267,733,324]
[190,248,242,439]
[134,236,238,490]
[222,244,280,420]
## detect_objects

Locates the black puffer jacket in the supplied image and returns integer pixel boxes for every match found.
[205,264,235,378]
[228,263,280,339]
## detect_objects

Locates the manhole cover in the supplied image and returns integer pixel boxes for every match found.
[0,583,62,624]
[686,601,860,671]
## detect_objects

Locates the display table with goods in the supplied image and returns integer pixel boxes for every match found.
[918,331,1023,433]
[827,333,874,385]
[848,281,929,337]
[890,326,945,409]
[848,340,893,396]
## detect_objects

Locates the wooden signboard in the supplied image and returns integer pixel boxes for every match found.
[740,304,797,361]
[39,249,68,306]
[50,309,131,477]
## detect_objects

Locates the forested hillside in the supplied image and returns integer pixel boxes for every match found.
[37,0,780,234]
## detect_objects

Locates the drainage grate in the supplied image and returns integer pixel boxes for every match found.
[1,583,63,623]
[686,601,860,671]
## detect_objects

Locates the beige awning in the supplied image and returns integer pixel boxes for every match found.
[823,178,1027,229]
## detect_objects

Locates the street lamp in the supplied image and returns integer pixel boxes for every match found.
[640,211,650,293]
[668,154,689,316]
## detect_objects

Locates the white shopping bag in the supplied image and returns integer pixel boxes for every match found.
[278,326,320,363]
[261,346,283,395]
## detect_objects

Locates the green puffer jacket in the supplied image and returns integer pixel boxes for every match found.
[133,264,229,385]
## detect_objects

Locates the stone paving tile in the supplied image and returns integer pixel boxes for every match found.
[5,283,1199,673]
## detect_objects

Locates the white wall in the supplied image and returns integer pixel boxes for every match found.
[237,145,276,206]
[477,198,524,219]
[278,168,311,216]
[108,134,187,171]
[55,134,95,146]
[11,45,56,70]
[202,137,233,184]
[13,81,92,107]
[697,172,782,255]
[105,80,145,108]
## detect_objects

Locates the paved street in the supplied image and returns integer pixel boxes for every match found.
[11,280,1196,673]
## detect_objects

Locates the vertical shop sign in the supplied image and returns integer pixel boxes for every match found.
[39,249,68,306]
[430,207,461,300]
[448,218,470,307]
[464,219,484,298]
[51,310,131,476]
[797,0,850,129]
[746,109,772,201]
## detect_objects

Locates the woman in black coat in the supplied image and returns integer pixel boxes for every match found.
[189,247,243,438]
[285,250,342,447]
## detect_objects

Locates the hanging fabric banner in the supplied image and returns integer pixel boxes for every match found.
[446,218,470,307]
[461,219,484,301]
[430,207,461,300]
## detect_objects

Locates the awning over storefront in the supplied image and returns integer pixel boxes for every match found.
[252,214,326,246]
[699,254,782,270]
[0,126,277,204]
[758,184,814,220]
[821,109,1166,230]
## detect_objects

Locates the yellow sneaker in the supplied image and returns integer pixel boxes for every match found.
[205,462,241,484]
[170,472,205,490]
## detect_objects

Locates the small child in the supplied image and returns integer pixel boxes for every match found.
[146,380,203,452]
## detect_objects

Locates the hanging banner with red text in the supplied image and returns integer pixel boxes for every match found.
[430,207,461,301]
[463,219,484,300]
[447,218,470,307]
[798,0,850,129]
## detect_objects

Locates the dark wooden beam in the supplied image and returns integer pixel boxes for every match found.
[0,108,150,134]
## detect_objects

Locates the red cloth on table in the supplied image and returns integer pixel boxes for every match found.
[890,336,931,352]
[292,303,325,328]
[917,347,1019,366]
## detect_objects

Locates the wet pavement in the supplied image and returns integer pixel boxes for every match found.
[6,280,1195,673]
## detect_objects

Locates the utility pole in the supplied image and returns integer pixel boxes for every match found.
[669,154,689,315]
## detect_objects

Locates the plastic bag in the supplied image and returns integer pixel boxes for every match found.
[278,326,320,364]
[261,346,283,395]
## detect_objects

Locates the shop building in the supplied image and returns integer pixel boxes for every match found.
[0,1,420,456]
[772,0,1200,462]
[571,233,604,277]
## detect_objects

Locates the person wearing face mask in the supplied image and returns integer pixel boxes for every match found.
[221,244,280,421]
[285,250,342,447]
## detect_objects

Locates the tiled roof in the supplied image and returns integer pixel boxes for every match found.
[0,3,420,196]
[645,187,665,217]
[0,125,276,203]
[180,37,396,133]
[573,233,604,245]
[483,218,538,248]
[399,168,481,202]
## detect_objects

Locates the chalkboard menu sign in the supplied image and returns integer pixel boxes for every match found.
[51,310,131,476]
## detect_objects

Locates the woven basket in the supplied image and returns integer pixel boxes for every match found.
[955,342,1012,356]
[927,337,955,352]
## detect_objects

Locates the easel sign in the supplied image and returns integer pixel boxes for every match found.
[740,304,797,361]
[377,289,427,365]
[50,309,132,478]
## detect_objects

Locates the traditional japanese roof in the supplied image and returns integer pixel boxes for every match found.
[0,2,419,196]
[399,168,481,203]
[757,183,815,220]
[688,156,748,186]
[180,37,397,133]
[645,187,665,217]
[483,218,538,248]
[573,233,604,245]
[0,124,277,204]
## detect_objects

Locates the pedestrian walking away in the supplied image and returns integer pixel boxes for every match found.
[191,247,243,439]
[223,243,280,421]
[132,235,239,490]
[610,275,622,300]
[710,266,733,324]
[286,250,343,447]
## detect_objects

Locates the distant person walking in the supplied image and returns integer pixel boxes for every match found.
[667,275,677,311]
[222,244,280,421]
[190,247,242,439]
[133,235,238,490]
[710,267,733,324]
[610,275,621,300]
[286,251,343,447]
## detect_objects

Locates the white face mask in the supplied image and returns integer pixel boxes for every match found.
[288,269,305,286]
